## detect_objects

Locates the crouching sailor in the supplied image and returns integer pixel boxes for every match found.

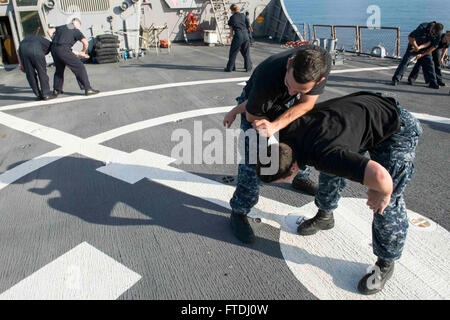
[18,35,56,100]
[256,91,423,295]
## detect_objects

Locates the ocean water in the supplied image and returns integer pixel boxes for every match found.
[283,0,450,56]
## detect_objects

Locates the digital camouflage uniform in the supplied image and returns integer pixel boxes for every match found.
[230,89,312,215]
[314,104,423,261]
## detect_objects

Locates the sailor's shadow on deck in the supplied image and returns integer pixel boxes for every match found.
[0,84,39,102]
[7,156,367,293]
[0,84,88,103]
[200,196,368,294]
[418,119,450,133]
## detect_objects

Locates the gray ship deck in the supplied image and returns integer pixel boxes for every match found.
[0,41,449,300]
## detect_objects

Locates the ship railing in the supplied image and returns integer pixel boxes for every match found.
[308,24,401,58]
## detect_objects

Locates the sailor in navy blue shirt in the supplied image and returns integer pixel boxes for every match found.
[224,4,252,72]
[18,35,56,100]
[49,18,99,96]
[391,21,444,89]
[408,32,449,87]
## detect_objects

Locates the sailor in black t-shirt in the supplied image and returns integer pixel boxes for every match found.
[49,18,99,96]
[256,91,423,295]
[222,45,331,244]
[408,32,449,87]
[224,4,252,72]
[18,35,56,100]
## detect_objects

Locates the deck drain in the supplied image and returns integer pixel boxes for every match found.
[221,176,234,183]
[253,218,261,223]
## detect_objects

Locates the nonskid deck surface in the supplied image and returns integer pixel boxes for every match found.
[0,41,448,300]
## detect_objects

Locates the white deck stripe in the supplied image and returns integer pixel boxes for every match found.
[88,106,233,144]
[0,78,248,112]
[0,242,141,300]
[411,112,450,125]
[331,66,398,74]
[0,65,437,112]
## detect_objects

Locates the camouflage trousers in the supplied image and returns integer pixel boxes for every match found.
[315,105,423,261]
[230,89,311,215]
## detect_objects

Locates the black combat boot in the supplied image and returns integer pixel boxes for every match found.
[297,209,334,236]
[292,177,318,196]
[429,83,440,89]
[358,258,395,295]
[230,211,255,244]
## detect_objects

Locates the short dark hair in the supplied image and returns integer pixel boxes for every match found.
[256,143,295,183]
[230,4,239,12]
[445,31,450,43]
[433,23,444,34]
[289,48,329,84]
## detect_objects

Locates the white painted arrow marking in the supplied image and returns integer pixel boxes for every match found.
[96,149,177,184]
[0,242,141,300]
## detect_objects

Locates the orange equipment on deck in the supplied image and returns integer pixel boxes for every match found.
[284,40,310,48]
[183,13,201,33]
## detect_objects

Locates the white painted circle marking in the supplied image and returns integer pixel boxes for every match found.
[279,198,450,300]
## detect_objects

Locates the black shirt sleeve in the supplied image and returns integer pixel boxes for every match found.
[74,29,85,41]
[245,89,273,117]
[409,22,428,38]
[38,37,52,55]
[430,35,441,48]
